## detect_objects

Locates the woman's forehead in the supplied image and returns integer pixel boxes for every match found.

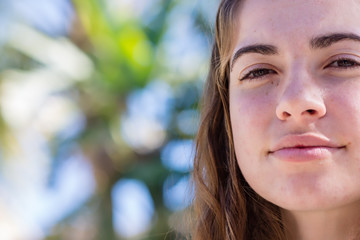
[233,0,360,49]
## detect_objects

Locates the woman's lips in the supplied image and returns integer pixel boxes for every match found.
[269,134,345,162]
[269,146,343,162]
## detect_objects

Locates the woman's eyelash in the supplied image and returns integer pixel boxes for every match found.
[240,68,276,81]
[239,58,360,81]
[325,58,360,69]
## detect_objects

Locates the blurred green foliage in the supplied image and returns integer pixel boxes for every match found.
[0,0,216,239]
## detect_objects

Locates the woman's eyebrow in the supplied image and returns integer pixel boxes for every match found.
[230,33,360,72]
[310,32,360,49]
[230,44,278,71]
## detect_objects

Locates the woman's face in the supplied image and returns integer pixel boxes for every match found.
[229,0,360,211]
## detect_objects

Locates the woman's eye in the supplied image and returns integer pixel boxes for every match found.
[240,68,276,81]
[326,58,360,69]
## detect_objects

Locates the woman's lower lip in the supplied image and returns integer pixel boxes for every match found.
[269,146,342,162]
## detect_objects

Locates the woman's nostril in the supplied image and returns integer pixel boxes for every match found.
[283,112,291,118]
[307,109,316,114]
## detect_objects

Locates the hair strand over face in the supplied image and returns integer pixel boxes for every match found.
[191,0,287,239]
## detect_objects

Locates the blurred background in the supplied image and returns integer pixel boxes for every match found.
[0,0,217,239]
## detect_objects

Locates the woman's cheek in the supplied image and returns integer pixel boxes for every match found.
[230,91,274,158]
[231,90,274,129]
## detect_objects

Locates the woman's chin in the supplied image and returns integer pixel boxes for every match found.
[265,185,359,212]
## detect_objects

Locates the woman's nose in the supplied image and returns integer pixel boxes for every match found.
[275,73,326,122]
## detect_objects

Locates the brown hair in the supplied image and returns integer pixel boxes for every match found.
[192,0,287,239]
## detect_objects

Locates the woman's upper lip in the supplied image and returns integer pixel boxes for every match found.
[269,133,345,153]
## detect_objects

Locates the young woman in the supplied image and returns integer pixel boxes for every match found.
[192,0,360,239]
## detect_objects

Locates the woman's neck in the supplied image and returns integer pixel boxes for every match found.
[282,202,360,240]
